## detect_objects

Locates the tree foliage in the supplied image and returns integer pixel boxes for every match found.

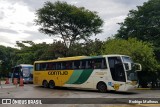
[0,45,18,76]
[15,41,55,64]
[101,38,158,72]
[115,0,160,52]
[35,1,103,48]
[68,38,104,56]
[116,0,160,41]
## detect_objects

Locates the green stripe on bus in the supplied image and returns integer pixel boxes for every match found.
[66,70,83,84]
[73,69,93,84]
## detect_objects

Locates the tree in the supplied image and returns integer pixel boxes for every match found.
[47,41,67,58]
[115,0,160,60]
[66,38,104,56]
[15,41,54,64]
[0,45,18,77]
[81,38,104,56]
[35,1,103,48]
[102,38,157,71]
[101,38,159,87]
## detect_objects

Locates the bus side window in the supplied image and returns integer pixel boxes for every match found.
[40,63,47,71]
[102,58,107,69]
[46,63,53,70]
[52,63,56,70]
[91,60,96,69]
[13,67,19,78]
[73,61,80,69]
[86,60,92,69]
[56,63,61,70]
[79,60,86,69]
[66,61,73,70]
[19,67,23,78]
[61,62,66,70]
[93,59,100,69]
[93,58,107,69]
[35,64,40,71]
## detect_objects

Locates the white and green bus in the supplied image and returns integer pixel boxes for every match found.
[33,55,141,92]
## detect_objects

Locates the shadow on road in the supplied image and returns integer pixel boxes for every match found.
[34,86,138,95]
[108,91,138,95]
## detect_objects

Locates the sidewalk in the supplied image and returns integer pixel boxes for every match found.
[0,80,17,88]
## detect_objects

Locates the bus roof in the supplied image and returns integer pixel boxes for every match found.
[14,64,33,67]
[34,54,130,63]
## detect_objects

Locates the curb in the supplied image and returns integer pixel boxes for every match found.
[136,88,160,90]
[136,88,151,90]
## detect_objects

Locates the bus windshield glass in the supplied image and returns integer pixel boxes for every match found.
[122,56,133,63]
[122,56,138,81]
[22,67,33,78]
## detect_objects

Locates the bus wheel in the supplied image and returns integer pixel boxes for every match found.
[97,82,107,93]
[49,80,55,89]
[42,80,48,88]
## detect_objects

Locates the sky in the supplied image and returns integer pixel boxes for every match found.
[0,0,148,47]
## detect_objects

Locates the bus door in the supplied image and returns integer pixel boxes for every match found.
[108,57,126,91]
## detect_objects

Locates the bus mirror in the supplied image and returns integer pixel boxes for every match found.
[124,62,132,71]
[135,63,142,71]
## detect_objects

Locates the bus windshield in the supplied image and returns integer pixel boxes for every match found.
[22,67,33,78]
[122,56,138,81]
[122,56,133,63]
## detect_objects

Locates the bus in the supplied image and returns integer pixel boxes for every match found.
[33,55,141,92]
[11,64,33,83]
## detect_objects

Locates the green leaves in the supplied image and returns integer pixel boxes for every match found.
[114,0,160,83]
[35,1,103,48]
[116,0,160,47]
[0,45,18,76]
[101,38,157,72]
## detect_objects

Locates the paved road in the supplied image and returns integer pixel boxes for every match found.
[0,84,160,98]
[0,84,159,107]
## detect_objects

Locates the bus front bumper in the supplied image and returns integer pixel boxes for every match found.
[124,84,138,91]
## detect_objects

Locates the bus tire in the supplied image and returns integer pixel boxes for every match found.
[42,80,48,88]
[49,80,55,89]
[97,82,107,93]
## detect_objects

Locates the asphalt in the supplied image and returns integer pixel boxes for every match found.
[0,82,160,107]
